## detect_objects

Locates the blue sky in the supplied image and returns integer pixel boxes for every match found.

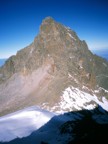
[0,0,108,58]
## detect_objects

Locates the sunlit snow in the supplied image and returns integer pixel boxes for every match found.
[0,106,55,142]
[49,86,108,113]
[67,33,76,41]
[60,87,108,112]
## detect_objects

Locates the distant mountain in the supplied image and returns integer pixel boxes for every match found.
[0,59,6,67]
[0,17,108,116]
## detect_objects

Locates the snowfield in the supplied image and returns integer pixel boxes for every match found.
[0,106,55,142]
[0,86,108,143]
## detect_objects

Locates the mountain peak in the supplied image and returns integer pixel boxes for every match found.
[42,16,55,23]
[41,16,56,28]
[0,17,108,116]
[40,16,57,35]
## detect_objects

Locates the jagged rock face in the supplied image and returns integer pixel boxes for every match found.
[1,17,108,88]
[0,17,108,115]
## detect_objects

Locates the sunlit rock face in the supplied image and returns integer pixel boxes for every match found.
[0,17,108,115]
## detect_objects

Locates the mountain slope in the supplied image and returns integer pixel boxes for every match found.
[0,17,108,115]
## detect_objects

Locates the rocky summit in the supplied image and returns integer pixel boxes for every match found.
[0,17,108,116]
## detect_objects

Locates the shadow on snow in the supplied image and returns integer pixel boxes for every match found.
[1,105,108,144]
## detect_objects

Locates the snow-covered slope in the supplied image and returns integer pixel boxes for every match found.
[0,105,108,144]
[60,87,108,111]
[0,106,55,142]
[41,86,108,113]
[0,86,108,143]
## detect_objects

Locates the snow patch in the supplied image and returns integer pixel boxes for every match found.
[30,47,34,54]
[68,73,79,84]
[99,87,108,93]
[67,33,76,41]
